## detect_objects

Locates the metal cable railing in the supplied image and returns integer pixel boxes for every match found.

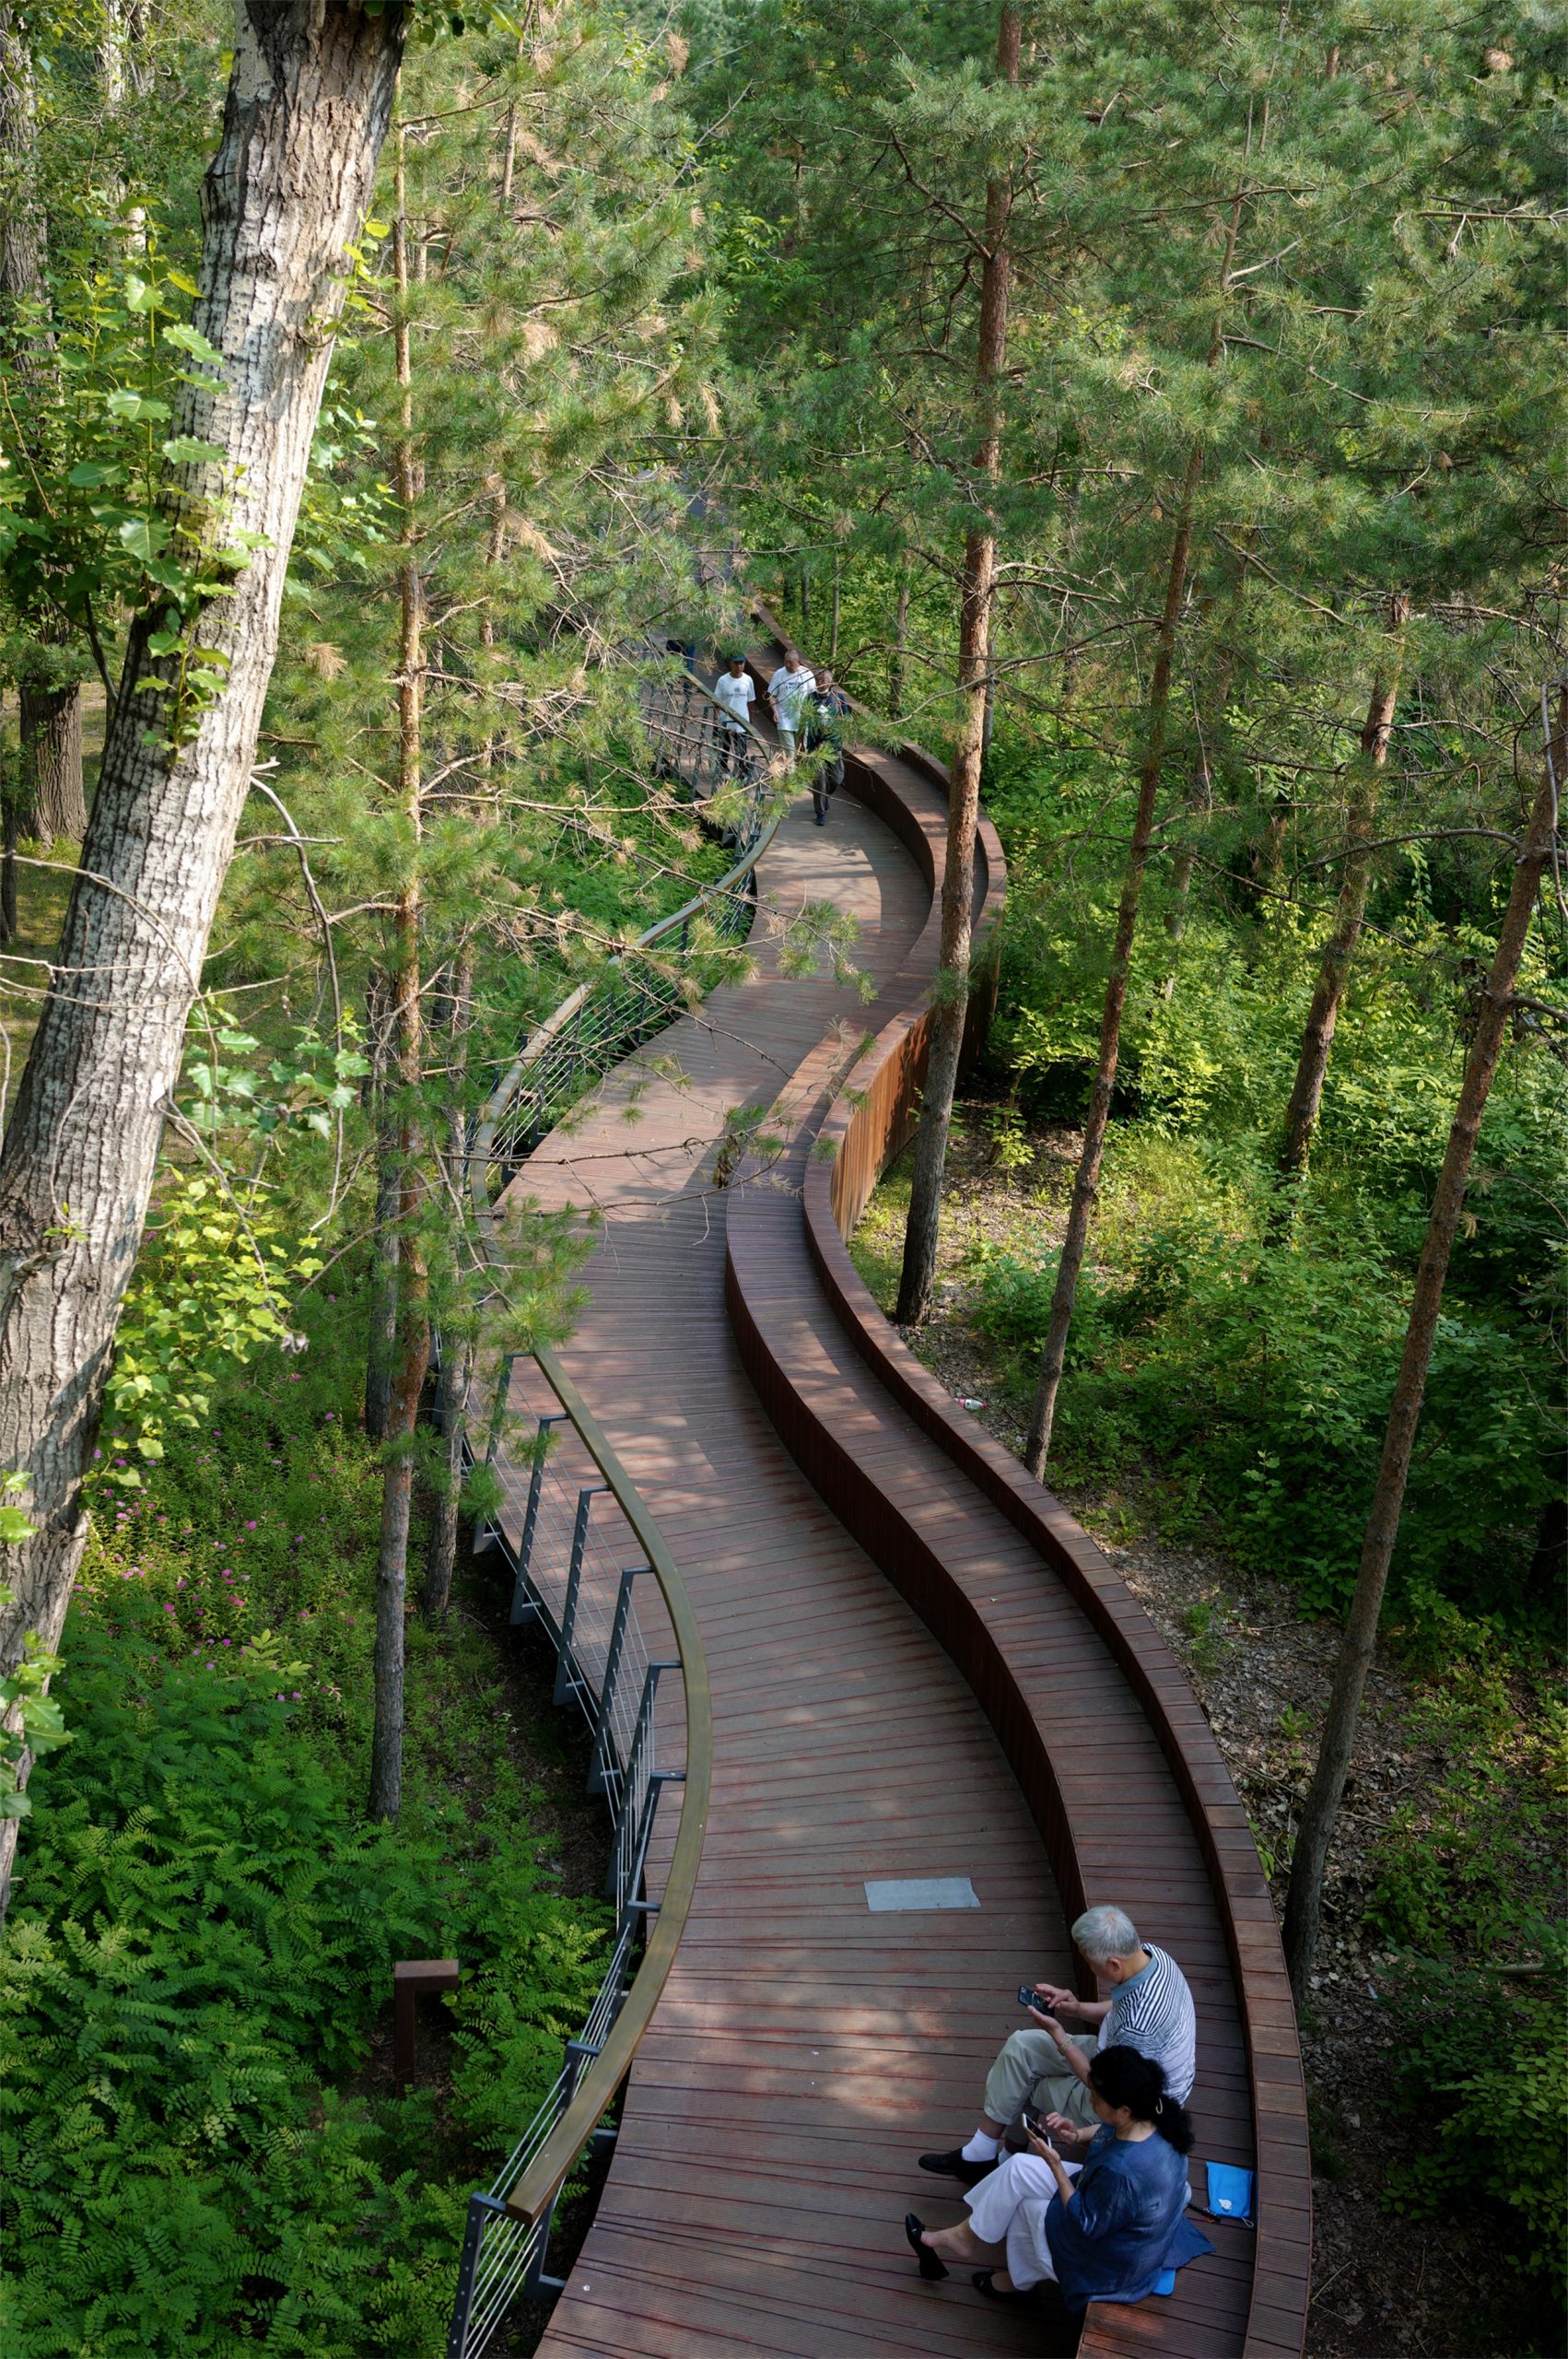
[474,659,781,1180]
[446,653,754,2356]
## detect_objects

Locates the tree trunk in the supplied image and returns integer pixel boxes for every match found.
[0,9,45,306]
[1,766,18,942]
[1275,606,1408,1194]
[1,12,86,851]
[19,668,86,843]
[889,565,909,719]
[0,0,408,1924]
[1281,687,1567,2005]
[894,2,1020,1329]
[423,950,474,1622]
[364,969,398,1441]
[1023,441,1202,1476]
[423,1327,472,1621]
[369,138,429,1824]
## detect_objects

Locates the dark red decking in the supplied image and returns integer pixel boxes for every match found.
[498,683,1310,2359]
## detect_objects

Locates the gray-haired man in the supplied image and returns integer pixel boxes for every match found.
[919,1905,1198,2186]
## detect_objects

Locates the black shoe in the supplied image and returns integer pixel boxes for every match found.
[905,2213,948,2281]
[973,2269,1030,2303]
[919,2146,998,2189]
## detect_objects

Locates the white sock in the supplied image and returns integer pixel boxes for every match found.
[962,2130,1002,2163]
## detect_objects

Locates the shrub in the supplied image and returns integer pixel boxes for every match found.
[1380,1939,1566,2294]
[0,1305,605,2355]
[966,1199,1559,1627]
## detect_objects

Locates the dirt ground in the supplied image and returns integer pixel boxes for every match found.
[848,1102,1552,2359]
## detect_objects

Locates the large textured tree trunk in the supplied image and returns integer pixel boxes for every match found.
[1023,441,1202,1477]
[0,0,408,1922]
[895,2,1020,1329]
[1275,603,1408,1195]
[1281,688,1567,2005]
[369,145,429,1823]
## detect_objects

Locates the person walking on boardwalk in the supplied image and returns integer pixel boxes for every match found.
[712,654,755,778]
[905,2047,1211,2317]
[766,644,816,765]
[918,1905,1197,2186]
[806,666,851,826]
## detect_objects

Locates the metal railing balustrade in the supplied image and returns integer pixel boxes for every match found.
[446,652,755,2355]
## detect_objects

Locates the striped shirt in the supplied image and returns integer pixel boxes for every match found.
[1095,1942,1197,2103]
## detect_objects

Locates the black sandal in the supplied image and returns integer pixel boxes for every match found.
[905,2213,948,2281]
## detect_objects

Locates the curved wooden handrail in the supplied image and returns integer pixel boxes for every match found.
[792,743,1311,2358]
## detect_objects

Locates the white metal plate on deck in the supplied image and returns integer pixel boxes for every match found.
[863,1876,979,1912]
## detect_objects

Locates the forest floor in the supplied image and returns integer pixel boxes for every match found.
[848,1097,1542,2359]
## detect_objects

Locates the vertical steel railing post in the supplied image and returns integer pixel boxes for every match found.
[626,1768,685,1916]
[605,1660,677,1900]
[521,2035,603,2302]
[446,2190,510,2358]
[553,1485,609,1704]
[588,1563,645,1797]
[511,1412,568,1626]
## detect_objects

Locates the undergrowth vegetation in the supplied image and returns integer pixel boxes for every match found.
[0,1288,605,2357]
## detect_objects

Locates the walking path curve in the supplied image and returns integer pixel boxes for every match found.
[493,662,1309,2359]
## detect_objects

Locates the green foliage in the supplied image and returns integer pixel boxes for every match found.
[1367,1666,1565,1954]
[1380,1938,1566,2289]
[968,1177,1559,1628]
[0,1301,605,2356]
[102,1174,319,1478]
[0,1487,70,1824]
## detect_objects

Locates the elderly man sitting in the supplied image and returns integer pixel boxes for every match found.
[920,1905,1197,2186]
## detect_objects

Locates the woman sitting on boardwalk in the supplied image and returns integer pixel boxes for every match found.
[905,2046,1211,2315]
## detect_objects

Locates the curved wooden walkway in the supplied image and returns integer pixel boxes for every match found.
[497,669,1309,2359]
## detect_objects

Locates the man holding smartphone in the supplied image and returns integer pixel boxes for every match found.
[919,1904,1197,2186]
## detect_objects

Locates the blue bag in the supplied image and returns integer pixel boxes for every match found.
[1205,2162,1256,2224]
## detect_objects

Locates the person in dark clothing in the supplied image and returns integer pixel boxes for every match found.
[904,2046,1211,2318]
[806,668,851,825]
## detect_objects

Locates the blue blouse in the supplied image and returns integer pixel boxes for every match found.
[1044,2126,1213,2310]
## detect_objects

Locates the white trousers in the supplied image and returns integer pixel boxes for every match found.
[965,2152,1071,2291]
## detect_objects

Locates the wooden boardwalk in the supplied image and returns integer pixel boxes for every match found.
[496,678,1309,2358]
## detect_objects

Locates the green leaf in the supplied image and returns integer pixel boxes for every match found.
[160,436,228,467]
[66,461,124,488]
[163,323,225,367]
[118,515,169,560]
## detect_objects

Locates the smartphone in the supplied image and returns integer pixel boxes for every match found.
[1018,1985,1044,2011]
[1022,2109,1046,2141]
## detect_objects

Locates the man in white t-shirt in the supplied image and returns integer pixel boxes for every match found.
[711,656,755,775]
[766,647,816,764]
